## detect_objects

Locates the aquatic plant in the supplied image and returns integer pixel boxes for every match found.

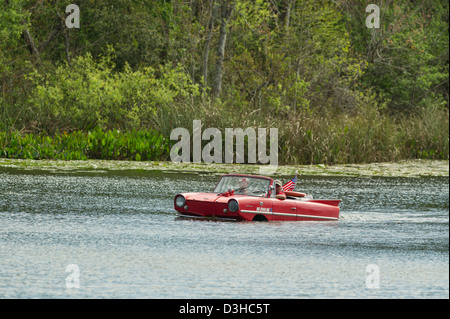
[0,128,171,161]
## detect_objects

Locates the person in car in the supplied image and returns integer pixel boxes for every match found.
[236,178,249,195]
[275,180,286,200]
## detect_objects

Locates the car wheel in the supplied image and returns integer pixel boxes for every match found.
[252,215,268,222]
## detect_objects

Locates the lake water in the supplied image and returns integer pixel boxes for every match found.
[0,167,448,299]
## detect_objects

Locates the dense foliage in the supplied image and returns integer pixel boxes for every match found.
[0,0,448,164]
[0,128,170,160]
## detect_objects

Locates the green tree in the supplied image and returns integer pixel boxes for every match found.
[338,0,449,111]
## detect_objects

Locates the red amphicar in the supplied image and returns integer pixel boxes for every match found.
[174,174,341,222]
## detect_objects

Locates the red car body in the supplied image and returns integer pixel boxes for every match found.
[174,174,340,222]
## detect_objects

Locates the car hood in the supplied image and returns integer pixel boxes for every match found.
[183,193,221,202]
[182,193,243,204]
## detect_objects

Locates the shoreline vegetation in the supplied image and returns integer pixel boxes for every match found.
[1,105,449,164]
[0,158,448,178]
[1,1,448,166]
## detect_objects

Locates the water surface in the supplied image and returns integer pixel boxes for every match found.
[0,167,448,298]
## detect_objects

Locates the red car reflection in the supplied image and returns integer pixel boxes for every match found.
[174,174,341,222]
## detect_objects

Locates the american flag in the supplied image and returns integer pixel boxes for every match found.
[282,175,298,192]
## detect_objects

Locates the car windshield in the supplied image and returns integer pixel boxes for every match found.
[214,175,271,197]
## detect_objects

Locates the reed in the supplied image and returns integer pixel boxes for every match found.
[0,103,448,164]
[151,99,449,165]
[276,105,449,164]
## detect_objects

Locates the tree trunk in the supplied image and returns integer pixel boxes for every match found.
[285,0,294,33]
[203,0,217,90]
[22,27,40,58]
[56,11,71,66]
[212,0,234,98]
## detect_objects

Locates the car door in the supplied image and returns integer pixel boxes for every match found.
[270,192,298,221]
[239,197,273,220]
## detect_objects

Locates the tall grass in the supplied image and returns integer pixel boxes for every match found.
[152,99,449,165]
[0,102,448,164]
[279,105,448,164]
